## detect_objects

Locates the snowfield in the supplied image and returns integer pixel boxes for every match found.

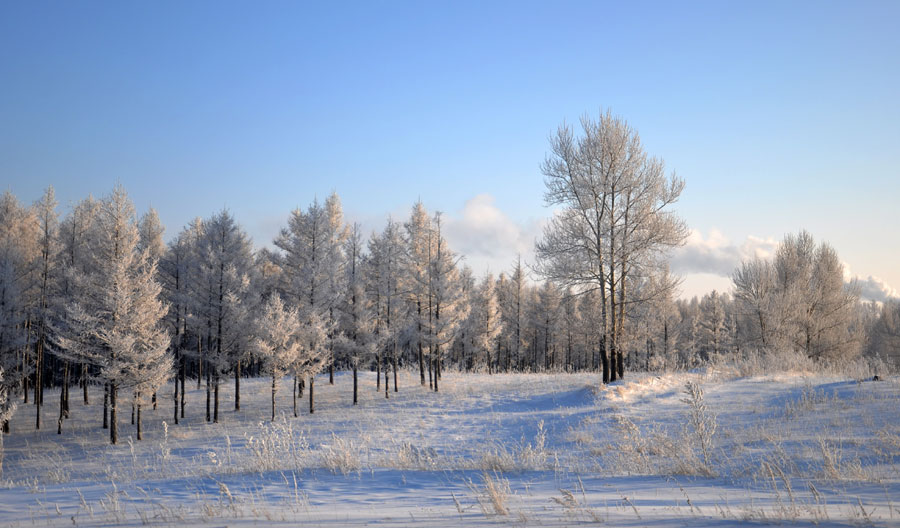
[1,369,899,526]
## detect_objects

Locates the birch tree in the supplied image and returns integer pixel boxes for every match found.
[536,110,687,383]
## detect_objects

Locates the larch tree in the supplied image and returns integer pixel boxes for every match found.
[57,196,100,411]
[0,367,16,475]
[254,293,303,420]
[274,193,347,410]
[500,257,527,372]
[339,224,375,403]
[472,273,503,373]
[366,219,407,393]
[403,201,434,386]
[0,191,39,432]
[31,186,60,430]
[425,214,467,392]
[137,208,165,412]
[193,210,255,422]
[159,229,192,424]
[59,185,170,444]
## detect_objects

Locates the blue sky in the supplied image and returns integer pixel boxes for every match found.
[1,1,898,299]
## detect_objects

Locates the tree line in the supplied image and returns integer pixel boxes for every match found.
[0,111,893,446]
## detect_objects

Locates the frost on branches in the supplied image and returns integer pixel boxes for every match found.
[58,185,170,444]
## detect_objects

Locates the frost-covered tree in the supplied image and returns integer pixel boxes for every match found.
[254,293,303,420]
[535,281,561,371]
[339,224,375,402]
[365,219,407,393]
[471,273,503,373]
[31,186,59,430]
[58,196,100,409]
[192,210,255,421]
[499,257,527,372]
[699,290,728,360]
[403,201,433,385]
[0,191,39,429]
[536,111,687,383]
[59,185,170,444]
[274,193,348,396]
[0,367,16,475]
[733,231,859,362]
[868,301,900,367]
[426,214,467,392]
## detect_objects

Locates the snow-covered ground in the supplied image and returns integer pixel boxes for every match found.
[1,368,899,526]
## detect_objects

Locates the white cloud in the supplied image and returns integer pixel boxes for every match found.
[443,193,543,276]
[670,229,777,277]
[842,263,899,303]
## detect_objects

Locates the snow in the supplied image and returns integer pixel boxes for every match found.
[1,369,899,526]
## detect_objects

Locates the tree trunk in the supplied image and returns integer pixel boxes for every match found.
[329,364,334,385]
[393,348,398,393]
[131,399,135,425]
[418,341,425,385]
[617,348,625,380]
[292,376,298,418]
[103,384,109,429]
[433,354,439,392]
[385,364,389,399]
[205,365,211,422]
[57,376,65,434]
[136,397,142,441]
[82,363,89,405]
[600,335,610,385]
[180,356,185,419]
[309,376,315,414]
[376,351,381,391]
[62,361,70,418]
[352,366,358,405]
[234,359,241,411]
[213,374,219,423]
[428,349,433,390]
[173,369,179,425]
[271,374,277,421]
[34,341,41,430]
[109,384,118,445]
[152,392,157,411]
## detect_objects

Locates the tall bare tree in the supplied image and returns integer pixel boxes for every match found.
[536,110,686,383]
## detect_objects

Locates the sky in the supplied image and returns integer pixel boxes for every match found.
[1,1,898,301]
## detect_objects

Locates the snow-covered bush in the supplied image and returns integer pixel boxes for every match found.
[682,381,717,471]
[245,420,310,473]
[320,433,361,475]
